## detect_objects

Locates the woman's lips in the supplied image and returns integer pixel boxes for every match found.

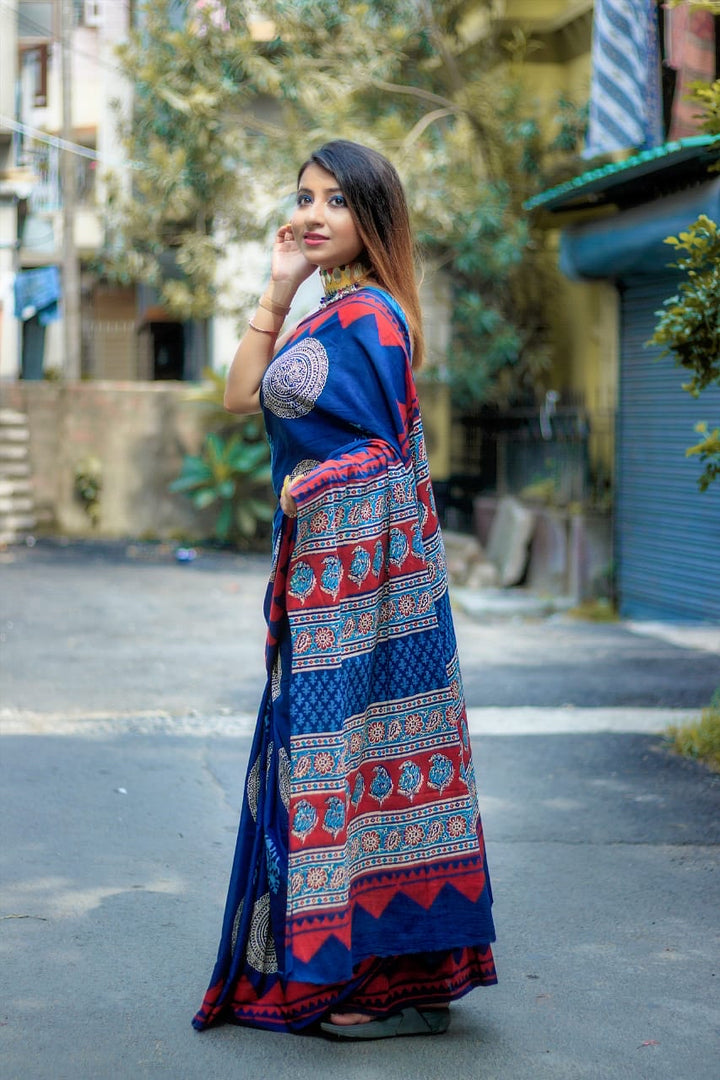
[303,233,328,246]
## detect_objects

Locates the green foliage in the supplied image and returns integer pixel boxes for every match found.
[667,690,720,773]
[170,419,274,543]
[107,0,585,405]
[686,421,720,492]
[100,0,277,321]
[651,215,720,490]
[255,0,579,405]
[73,456,103,526]
[688,79,720,140]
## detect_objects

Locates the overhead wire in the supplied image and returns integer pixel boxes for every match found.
[0,114,140,168]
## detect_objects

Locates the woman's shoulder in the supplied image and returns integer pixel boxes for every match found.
[360,285,406,320]
[344,286,410,345]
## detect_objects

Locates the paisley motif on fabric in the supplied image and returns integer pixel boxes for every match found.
[292,799,318,840]
[288,561,315,602]
[320,555,342,599]
[350,772,365,807]
[348,545,371,587]
[322,795,345,838]
[278,747,291,810]
[398,760,423,801]
[369,765,393,804]
[262,337,329,419]
[371,540,384,576]
[388,527,409,567]
[428,754,454,794]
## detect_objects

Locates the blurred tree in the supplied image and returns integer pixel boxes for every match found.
[651,68,720,490]
[103,0,585,404]
[100,0,284,365]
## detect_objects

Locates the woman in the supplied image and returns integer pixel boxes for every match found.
[192,140,496,1040]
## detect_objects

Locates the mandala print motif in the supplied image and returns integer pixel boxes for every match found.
[246,755,261,821]
[278,747,291,810]
[247,893,279,974]
[230,899,244,954]
[291,458,321,480]
[262,338,329,419]
[271,652,282,701]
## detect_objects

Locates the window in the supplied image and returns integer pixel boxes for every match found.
[83,1,103,27]
[21,44,48,107]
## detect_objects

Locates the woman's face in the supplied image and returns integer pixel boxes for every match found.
[291,162,364,270]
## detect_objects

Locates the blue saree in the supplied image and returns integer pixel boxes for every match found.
[193,287,496,1033]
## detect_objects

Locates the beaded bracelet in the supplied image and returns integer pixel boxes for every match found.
[248,319,278,336]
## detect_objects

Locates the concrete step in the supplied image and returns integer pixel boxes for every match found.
[0,496,35,514]
[0,445,29,461]
[0,461,31,478]
[0,478,33,497]
[0,409,36,543]
[0,408,28,426]
[0,426,30,442]
[0,512,36,531]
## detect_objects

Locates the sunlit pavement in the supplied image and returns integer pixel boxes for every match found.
[1,541,719,1080]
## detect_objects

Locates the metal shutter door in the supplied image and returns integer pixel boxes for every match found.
[616,275,720,621]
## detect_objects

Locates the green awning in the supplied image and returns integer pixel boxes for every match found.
[526,135,720,214]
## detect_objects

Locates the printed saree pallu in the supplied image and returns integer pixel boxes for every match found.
[193,288,496,1034]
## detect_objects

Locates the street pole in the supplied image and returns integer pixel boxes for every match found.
[61,0,81,378]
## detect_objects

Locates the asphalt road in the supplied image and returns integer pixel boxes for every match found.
[1,540,719,1080]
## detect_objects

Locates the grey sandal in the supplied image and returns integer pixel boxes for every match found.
[320,1006,450,1040]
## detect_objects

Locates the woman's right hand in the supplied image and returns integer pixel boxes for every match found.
[271,223,317,288]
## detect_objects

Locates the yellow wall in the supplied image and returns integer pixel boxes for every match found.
[509,1,618,485]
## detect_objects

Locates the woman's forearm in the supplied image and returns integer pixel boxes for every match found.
[224,280,299,414]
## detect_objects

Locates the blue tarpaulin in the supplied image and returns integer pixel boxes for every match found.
[559,176,720,279]
[13,266,61,325]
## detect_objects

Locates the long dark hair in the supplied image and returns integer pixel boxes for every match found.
[298,140,425,369]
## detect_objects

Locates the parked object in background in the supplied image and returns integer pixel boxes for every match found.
[446,495,613,605]
[444,496,536,589]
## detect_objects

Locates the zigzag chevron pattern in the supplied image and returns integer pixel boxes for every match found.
[586,0,664,155]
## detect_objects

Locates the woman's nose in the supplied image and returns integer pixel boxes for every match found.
[301,201,324,228]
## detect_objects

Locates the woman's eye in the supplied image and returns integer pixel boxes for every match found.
[296,193,311,206]
[329,195,347,207]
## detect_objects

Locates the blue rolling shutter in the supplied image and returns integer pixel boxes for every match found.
[616,275,720,621]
